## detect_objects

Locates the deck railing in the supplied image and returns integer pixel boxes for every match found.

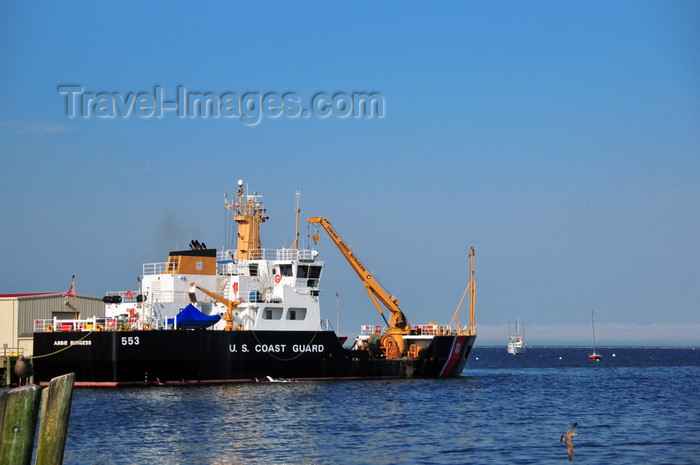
[219,248,318,262]
[140,248,319,276]
[359,323,476,336]
[1,346,24,357]
[33,317,131,332]
[143,261,173,275]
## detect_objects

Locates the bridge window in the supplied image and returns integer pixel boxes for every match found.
[286,307,307,320]
[308,266,322,278]
[263,307,283,320]
[279,264,293,276]
[297,265,321,282]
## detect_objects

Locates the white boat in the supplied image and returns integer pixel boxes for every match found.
[507,319,526,354]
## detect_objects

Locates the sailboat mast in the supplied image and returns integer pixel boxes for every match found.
[588,310,602,360]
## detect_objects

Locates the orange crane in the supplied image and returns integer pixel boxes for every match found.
[189,282,241,331]
[308,216,410,358]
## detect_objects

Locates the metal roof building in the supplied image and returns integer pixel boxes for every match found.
[0,292,105,357]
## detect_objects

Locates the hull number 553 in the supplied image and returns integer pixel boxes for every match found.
[121,336,140,346]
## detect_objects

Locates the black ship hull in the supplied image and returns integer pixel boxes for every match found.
[33,330,475,386]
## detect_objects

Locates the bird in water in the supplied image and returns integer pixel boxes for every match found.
[560,422,578,461]
[13,355,34,386]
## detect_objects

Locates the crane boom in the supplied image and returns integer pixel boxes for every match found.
[307,217,410,334]
[189,282,241,331]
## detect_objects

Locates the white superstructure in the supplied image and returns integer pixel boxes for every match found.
[102,182,327,332]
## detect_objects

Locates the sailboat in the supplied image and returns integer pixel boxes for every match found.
[588,310,602,361]
[507,319,526,354]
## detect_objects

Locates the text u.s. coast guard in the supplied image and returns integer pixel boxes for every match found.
[229,344,324,353]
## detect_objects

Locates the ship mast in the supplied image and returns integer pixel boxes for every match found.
[291,191,300,250]
[448,247,477,335]
[469,247,476,334]
[232,180,267,260]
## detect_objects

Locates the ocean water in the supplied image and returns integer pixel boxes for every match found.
[56,347,699,464]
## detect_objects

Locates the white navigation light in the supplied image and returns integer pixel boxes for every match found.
[238,179,244,186]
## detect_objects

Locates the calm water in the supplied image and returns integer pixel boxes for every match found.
[55,347,699,464]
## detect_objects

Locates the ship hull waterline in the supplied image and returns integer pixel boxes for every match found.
[33,331,475,386]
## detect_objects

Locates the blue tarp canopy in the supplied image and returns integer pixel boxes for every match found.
[169,304,221,329]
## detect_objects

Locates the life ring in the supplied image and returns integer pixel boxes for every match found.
[45,325,54,332]
[125,290,135,300]
[142,323,152,331]
[274,274,282,283]
[96,325,104,331]
[375,325,381,333]
[106,319,116,329]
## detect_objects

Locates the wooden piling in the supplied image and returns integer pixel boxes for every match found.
[35,373,75,465]
[0,384,43,465]
[4,356,10,386]
[0,373,75,465]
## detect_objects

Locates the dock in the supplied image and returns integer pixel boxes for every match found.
[1,347,32,387]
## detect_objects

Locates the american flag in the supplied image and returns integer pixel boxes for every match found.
[63,275,75,297]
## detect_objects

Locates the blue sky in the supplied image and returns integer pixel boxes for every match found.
[1,1,698,346]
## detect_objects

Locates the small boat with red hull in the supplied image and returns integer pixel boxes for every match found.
[33,181,477,386]
[588,310,602,361]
